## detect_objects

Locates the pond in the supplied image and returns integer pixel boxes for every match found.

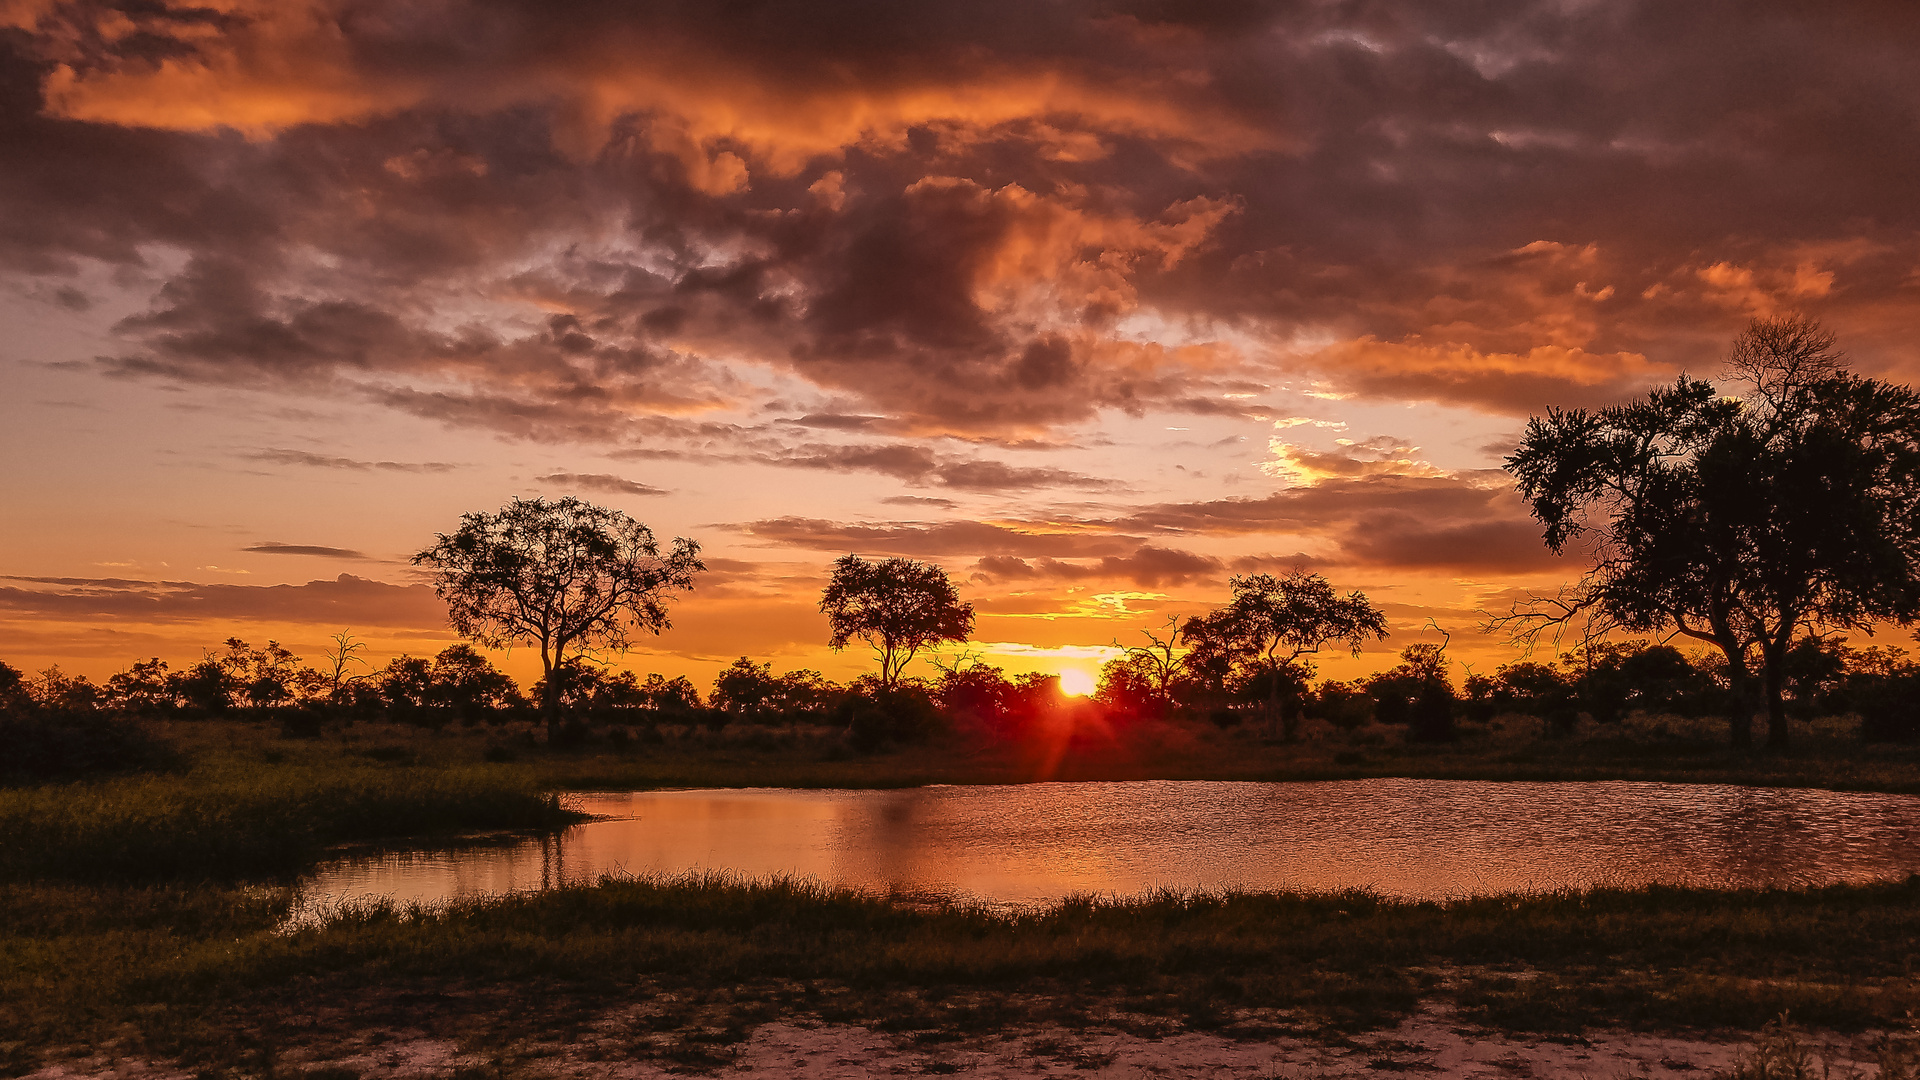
[293,778,1920,921]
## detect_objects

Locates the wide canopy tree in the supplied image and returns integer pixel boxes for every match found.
[1181,570,1388,738]
[820,555,974,690]
[1505,317,1920,748]
[413,496,704,733]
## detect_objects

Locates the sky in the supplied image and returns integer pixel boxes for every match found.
[4,0,1920,692]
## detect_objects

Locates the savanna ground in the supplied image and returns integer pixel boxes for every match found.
[7,710,1920,1079]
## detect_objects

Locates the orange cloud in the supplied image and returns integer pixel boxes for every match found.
[1305,336,1666,414]
[26,0,1285,180]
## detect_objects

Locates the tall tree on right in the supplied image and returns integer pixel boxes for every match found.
[1504,317,1920,749]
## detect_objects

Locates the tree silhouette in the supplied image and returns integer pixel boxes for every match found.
[820,555,973,690]
[1182,570,1389,738]
[1110,615,1186,708]
[712,656,777,720]
[413,496,703,735]
[322,630,369,698]
[1504,317,1920,748]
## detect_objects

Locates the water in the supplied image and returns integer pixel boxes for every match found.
[293,779,1920,921]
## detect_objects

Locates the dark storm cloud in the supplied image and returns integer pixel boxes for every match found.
[242,543,369,559]
[9,0,1920,440]
[533,472,669,496]
[0,573,445,626]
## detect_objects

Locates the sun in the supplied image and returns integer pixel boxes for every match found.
[1058,668,1095,697]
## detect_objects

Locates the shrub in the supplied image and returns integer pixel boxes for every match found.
[1310,680,1373,732]
[1408,679,1456,743]
[839,680,942,752]
[0,710,177,785]
[1857,674,1920,743]
[277,705,327,740]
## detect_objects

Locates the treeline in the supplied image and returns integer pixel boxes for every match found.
[6,628,1920,764]
[1103,633,1920,745]
[0,640,1066,755]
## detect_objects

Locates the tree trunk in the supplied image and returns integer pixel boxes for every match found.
[1763,645,1791,751]
[1269,664,1283,740]
[1724,663,1754,750]
[1708,625,1755,750]
[540,647,560,742]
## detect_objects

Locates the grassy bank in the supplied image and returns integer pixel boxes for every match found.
[0,761,582,882]
[6,875,1920,1074]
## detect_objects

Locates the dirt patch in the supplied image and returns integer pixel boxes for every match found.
[33,1004,1892,1080]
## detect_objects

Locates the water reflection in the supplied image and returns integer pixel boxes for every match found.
[293,779,1920,922]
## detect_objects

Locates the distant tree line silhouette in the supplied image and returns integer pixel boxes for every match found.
[6,610,1920,773]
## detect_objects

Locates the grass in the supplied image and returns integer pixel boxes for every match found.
[1722,1016,1920,1080]
[0,759,582,882]
[5,874,1920,1075]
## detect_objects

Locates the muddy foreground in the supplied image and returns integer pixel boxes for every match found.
[25,1004,1899,1080]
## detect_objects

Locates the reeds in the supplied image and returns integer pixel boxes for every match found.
[0,761,583,881]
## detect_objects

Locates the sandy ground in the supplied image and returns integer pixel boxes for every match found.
[23,1003,1899,1080]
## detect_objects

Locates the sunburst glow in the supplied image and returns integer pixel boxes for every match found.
[1059,668,1096,696]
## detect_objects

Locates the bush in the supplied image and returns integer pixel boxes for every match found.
[1408,680,1456,743]
[1857,674,1920,743]
[277,705,327,739]
[1310,681,1373,732]
[0,710,177,785]
[839,681,942,752]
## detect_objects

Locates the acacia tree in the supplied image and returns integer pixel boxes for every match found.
[1183,570,1389,738]
[1504,317,1920,749]
[413,496,704,734]
[820,555,974,690]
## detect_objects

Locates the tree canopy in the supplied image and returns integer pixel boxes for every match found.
[820,555,974,689]
[1505,316,1920,748]
[1179,570,1388,738]
[413,496,703,728]
[1199,571,1390,669]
